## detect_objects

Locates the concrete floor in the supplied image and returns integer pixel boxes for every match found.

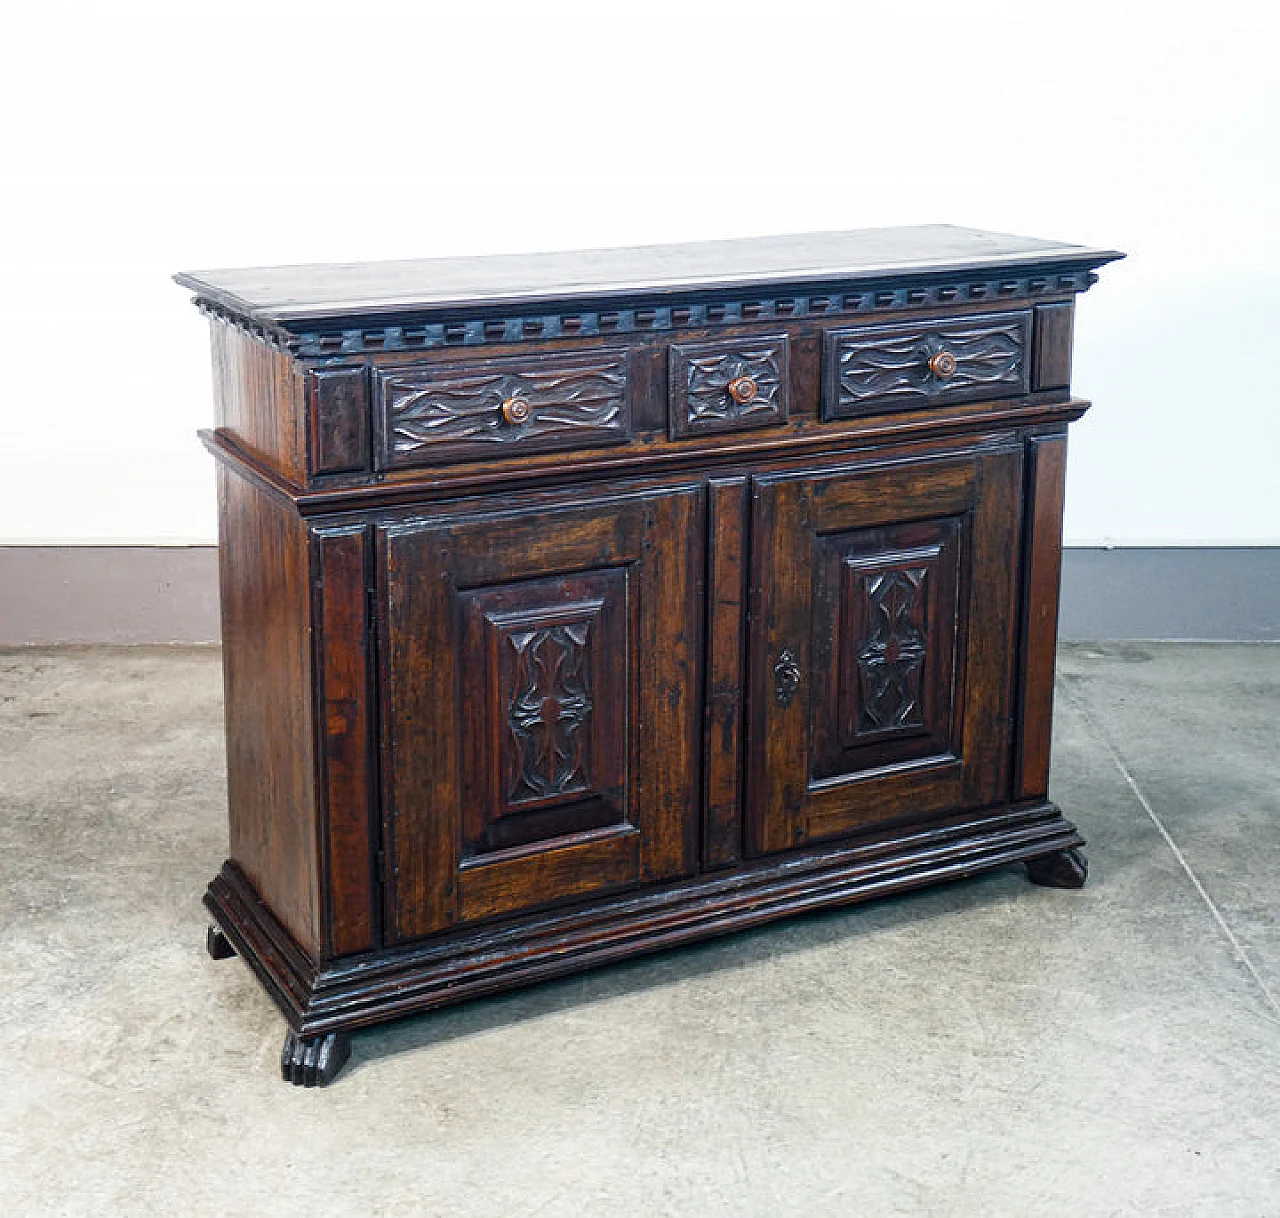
[1,645,1277,1216]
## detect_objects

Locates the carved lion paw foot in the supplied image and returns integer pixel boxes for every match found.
[281,1030,351,1087]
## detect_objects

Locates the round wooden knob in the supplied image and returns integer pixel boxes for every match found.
[927,351,957,379]
[727,375,758,406]
[501,396,532,425]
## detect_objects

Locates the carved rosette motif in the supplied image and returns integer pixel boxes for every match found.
[686,348,781,424]
[854,567,929,735]
[377,353,628,465]
[506,621,594,803]
[670,335,789,437]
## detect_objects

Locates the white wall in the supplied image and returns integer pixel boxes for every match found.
[2,0,1276,545]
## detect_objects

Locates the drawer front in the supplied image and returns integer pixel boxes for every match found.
[822,310,1030,419]
[375,348,631,469]
[669,333,790,439]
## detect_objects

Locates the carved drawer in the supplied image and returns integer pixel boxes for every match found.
[374,348,631,469]
[668,333,789,439]
[822,310,1030,420]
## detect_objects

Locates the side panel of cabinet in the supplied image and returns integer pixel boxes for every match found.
[210,319,309,484]
[1015,432,1068,800]
[380,485,703,942]
[312,525,378,957]
[216,466,321,955]
[745,444,1023,854]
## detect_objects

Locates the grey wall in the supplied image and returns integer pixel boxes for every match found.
[0,546,1277,645]
[1058,548,1280,642]
[0,547,220,645]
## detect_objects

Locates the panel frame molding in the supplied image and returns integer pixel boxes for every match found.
[668,331,791,439]
[376,479,703,941]
[744,441,1024,854]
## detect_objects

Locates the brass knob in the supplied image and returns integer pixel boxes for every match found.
[501,396,532,425]
[727,375,758,406]
[928,350,957,379]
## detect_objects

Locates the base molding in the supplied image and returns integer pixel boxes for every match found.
[206,801,1083,1037]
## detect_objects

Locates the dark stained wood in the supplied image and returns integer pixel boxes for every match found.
[1016,433,1069,800]
[205,925,236,960]
[380,484,701,939]
[457,568,629,856]
[314,526,376,956]
[216,465,320,956]
[458,828,640,924]
[743,474,806,856]
[205,800,1087,1041]
[1032,302,1076,391]
[309,366,370,475]
[190,226,1116,1085]
[703,479,748,868]
[210,317,309,485]
[380,522,461,940]
[745,445,1023,851]
[280,1029,350,1088]
[813,516,962,778]
[373,347,632,469]
[639,485,705,881]
[822,311,1031,418]
[207,392,1094,517]
[966,447,1026,807]
[627,341,668,432]
[668,334,790,438]
[1025,846,1088,888]
[201,291,1097,505]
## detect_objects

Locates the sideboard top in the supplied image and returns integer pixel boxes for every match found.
[175,226,1122,325]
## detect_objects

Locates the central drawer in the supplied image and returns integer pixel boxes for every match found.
[374,347,632,469]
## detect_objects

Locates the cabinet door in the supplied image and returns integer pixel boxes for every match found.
[380,485,702,941]
[745,446,1022,854]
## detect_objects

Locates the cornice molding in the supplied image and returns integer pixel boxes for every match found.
[193,263,1101,361]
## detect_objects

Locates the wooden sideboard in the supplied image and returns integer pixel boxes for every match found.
[178,227,1121,1086]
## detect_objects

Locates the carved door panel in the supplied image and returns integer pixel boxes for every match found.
[380,485,702,941]
[745,446,1022,854]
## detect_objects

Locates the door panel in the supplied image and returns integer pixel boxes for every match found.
[381,485,702,941]
[457,569,628,857]
[745,446,1022,854]
[811,516,963,781]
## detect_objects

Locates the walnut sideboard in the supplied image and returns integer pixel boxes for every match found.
[177,226,1121,1086]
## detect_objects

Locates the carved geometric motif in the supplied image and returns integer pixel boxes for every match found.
[853,567,929,734]
[669,334,789,437]
[457,564,629,861]
[506,620,595,803]
[823,522,961,773]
